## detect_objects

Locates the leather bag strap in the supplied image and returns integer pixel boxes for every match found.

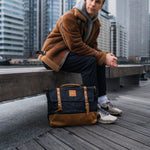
[83,86,89,114]
[55,86,90,114]
[55,88,63,112]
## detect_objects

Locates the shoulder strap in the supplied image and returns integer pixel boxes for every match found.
[59,11,85,45]
[59,12,75,47]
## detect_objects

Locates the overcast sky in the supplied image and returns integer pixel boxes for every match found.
[108,0,150,15]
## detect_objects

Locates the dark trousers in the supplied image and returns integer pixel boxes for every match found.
[61,52,107,97]
[43,52,106,97]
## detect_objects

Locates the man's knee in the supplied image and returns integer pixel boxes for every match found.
[82,56,97,72]
[87,56,97,66]
[88,57,106,71]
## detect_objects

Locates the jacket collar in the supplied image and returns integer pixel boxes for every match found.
[74,9,87,22]
[73,9,101,27]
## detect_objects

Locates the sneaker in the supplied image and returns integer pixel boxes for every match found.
[101,101,122,115]
[97,105,117,124]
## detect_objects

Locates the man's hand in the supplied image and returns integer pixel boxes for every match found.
[105,53,118,67]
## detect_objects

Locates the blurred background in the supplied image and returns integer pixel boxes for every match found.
[0,0,150,64]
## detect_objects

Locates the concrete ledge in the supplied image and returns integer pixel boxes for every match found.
[0,67,82,102]
[107,65,144,78]
[144,64,150,78]
[0,65,145,102]
[144,64,150,72]
[106,65,144,91]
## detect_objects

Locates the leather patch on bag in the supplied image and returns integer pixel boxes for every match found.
[69,90,76,97]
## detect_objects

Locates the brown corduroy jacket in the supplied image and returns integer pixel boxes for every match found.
[38,8,108,72]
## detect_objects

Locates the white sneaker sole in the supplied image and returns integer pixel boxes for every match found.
[108,111,123,116]
[98,118,117,124]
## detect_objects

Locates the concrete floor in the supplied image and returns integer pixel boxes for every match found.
[0,79,150,150]
[0,95,50,150]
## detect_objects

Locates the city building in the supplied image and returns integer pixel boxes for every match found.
[98,0,128,62]
[110,22,128,60]
[97,0,111,53]
[102,0,108,12]
[149,14,150,58]
[0,0,24,58]
[37,0,43,53]
[97,11,111,53]
[65,0,76,12]
[23,0,40,58]
[42,0,76,46]
[116,0,149,62]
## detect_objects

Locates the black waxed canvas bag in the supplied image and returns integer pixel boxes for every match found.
[46,84,98,127]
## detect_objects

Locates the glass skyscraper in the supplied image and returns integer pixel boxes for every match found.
[102,0,108,12]
[65,0,76,12]
[0,0,24,58]
[116,0,149,61]
[98,0,112,53]
[149,14,150,58]
[110,22,128,59]
[24,0,39,58]
[42,0,76,43]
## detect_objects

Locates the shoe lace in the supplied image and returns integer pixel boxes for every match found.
[107,101,113,107]
[98,107,109,115]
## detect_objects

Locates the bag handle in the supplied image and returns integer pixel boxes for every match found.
[60,84,82,88]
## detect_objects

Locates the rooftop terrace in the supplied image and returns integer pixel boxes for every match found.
[0,79,150,150]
